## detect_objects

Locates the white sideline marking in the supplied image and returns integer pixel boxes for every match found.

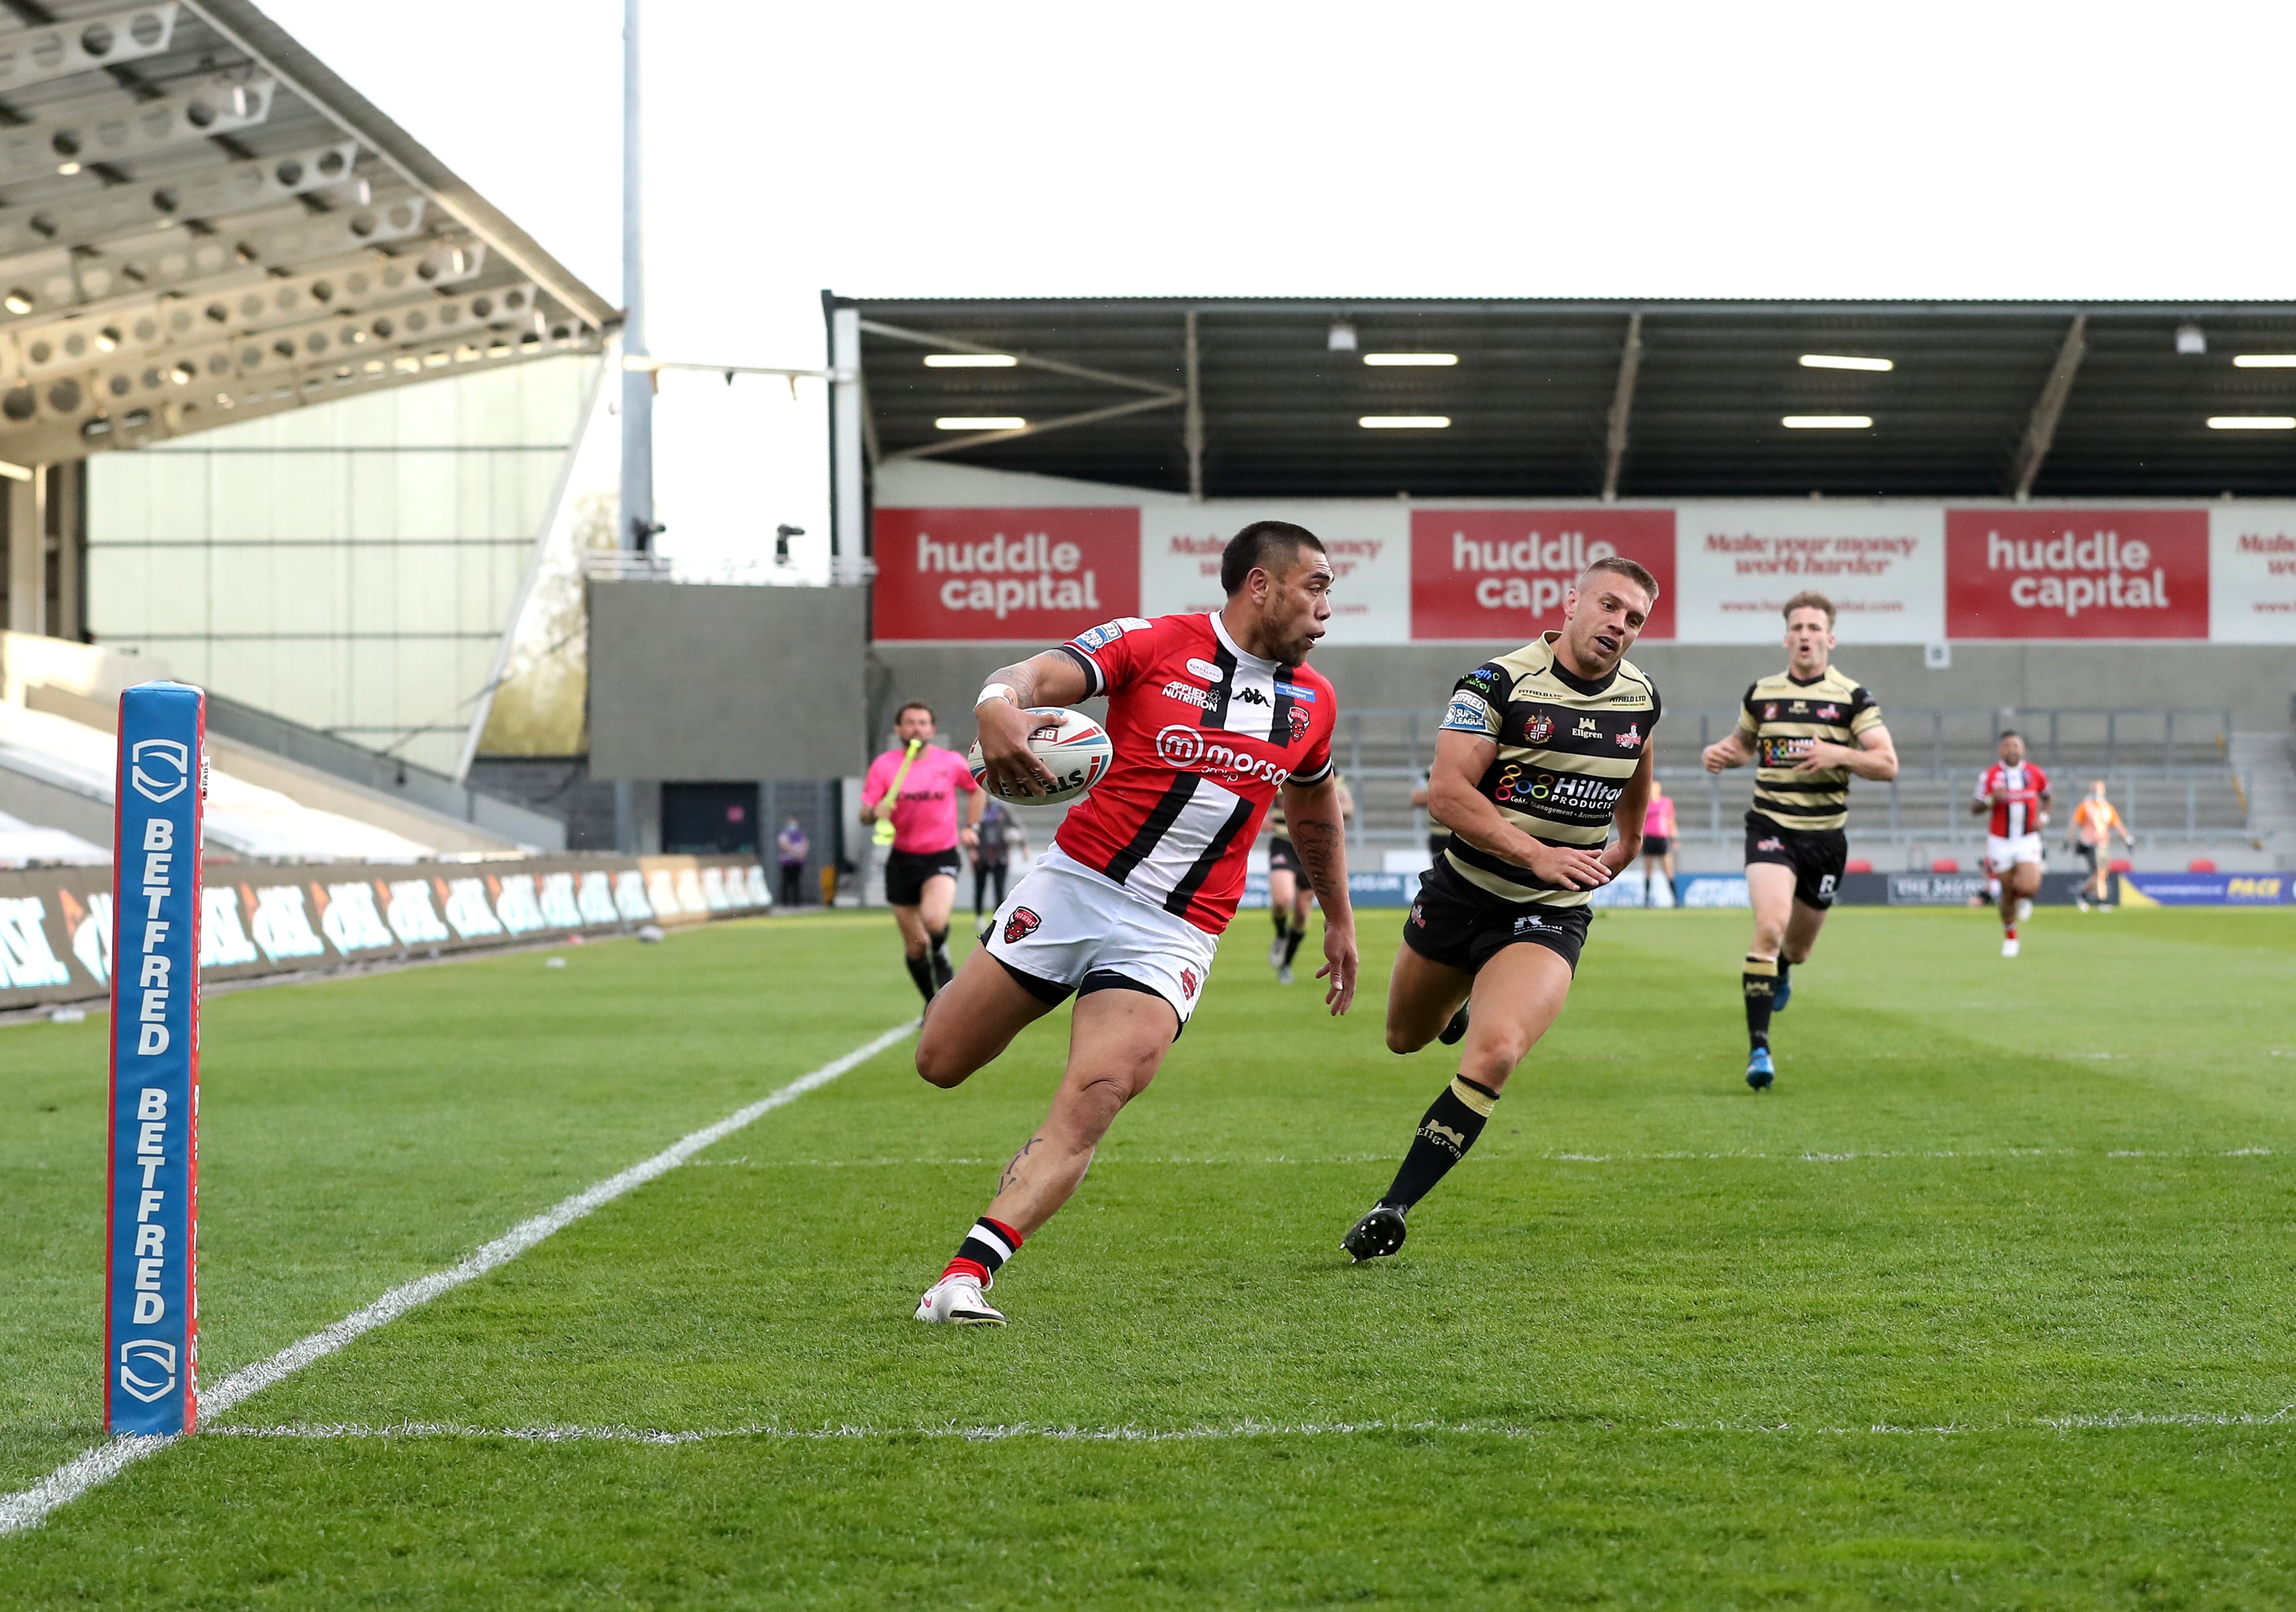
[188,1405,2296,1444]
[0,1021,918,1538]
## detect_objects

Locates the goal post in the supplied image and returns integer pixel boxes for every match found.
[105,681,206,1436]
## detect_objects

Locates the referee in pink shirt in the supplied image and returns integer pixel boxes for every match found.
[861,701,985,1002]
[1641,781,1677,906]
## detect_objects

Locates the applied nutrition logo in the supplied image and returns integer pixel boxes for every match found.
[1946,509,2208,638]
[1409,508,1674,640]
[871,506,1140,640]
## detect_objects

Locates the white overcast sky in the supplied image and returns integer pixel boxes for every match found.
[261,0,2296,556]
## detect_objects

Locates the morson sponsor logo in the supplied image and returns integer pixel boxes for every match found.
[874,507,1140,640]
[1153,724,1294,786]
[1947,510,2208,639]
[1411,509,1675,640]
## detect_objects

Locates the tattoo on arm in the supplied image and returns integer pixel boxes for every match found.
[1289,813,1345,903]
[987,661,1041,706]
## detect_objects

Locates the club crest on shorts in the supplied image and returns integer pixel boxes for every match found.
[1002,907,1042,945]
[1179,967,1198,1000]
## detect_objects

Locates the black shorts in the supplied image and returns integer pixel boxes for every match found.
[1266,836,1301,876]
[1743,812,1847,910]
[884,846,963,907]
[2075,842,2099,870]
[1642,835,1671,857]
[1401,859,1591,977]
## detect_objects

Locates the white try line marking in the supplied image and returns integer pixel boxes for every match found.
[0,1020,919,1538]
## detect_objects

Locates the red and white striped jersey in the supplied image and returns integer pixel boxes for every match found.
[1050,612,1336,934]
[1975,760,2050,838]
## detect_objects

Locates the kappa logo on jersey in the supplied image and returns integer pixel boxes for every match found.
[1615,722,1642,748]
[1161,680,1213,709]
[1152,725,1294,786]
[1002,906,1043,945]
[1524,712,1555,744]
[1234,686,1271,707]
[1179,967,1199,1000]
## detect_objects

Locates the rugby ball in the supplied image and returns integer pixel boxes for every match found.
[967,707,1114,806]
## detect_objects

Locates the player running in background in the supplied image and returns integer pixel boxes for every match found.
[1340,557,1660,1262]
[2069,778,2133,910]
[1974,732,2051,955]
[1265,774,1355,983]
[1641,778,1677,906]
[861,702,984,1003]
[1701,592,1898,1091]
[910,522,1358,1325]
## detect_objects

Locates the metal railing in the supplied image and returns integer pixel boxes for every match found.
[1329,706,2255,851]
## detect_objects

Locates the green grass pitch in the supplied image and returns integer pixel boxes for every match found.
[4,903,2296,1608]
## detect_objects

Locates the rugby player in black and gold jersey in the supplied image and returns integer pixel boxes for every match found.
[1700,591,1898,1090]
[1342,556,1660,1262]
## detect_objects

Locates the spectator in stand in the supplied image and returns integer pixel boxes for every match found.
[1642,780,1678,906]
[776,816,809,908]
[2069,778,2134,911]
[972,796,1015,932]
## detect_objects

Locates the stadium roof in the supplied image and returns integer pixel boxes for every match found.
[0,0,613,466]
[837,295,2296,500]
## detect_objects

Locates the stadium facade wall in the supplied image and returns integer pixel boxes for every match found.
[869,639,2296,748]
[588,581,869,782]
[0,852,772,1013]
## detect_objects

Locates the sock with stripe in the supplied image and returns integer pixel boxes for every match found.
[926,926,954,990]
[1378,1075,1500,1211]
[1742,954,1778,1050]
[1282,924,1309,969]
[941,1216,1023,1286]
[904,948,937,1003]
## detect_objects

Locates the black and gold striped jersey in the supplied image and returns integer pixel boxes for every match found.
[1435,634,1660,908]
[1736,667,1883,834]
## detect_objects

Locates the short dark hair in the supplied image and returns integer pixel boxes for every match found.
[1783,590,1836,626]
[1580,555,1660,603]
[1999,728,2021,741]
[894,700,934,723]
[1220,520,1326,595]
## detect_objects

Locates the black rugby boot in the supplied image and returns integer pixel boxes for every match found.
[1342,1204,1409,1263]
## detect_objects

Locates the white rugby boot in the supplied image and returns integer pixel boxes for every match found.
[914,1273,1006,1326]
[2002,935,2021,957]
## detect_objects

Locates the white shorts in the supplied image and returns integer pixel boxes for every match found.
[985,847,1218,1029]
[1986,833,2044,873]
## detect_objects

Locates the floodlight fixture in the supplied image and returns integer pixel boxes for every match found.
[924,353,1017,368]
[1359,415,1451,429]
[2206,416,2296,430]
[1363,352,1457,366]
[1798,353,1893,372]
[1327,321,1358,352]
[2231,354,2296,368]
[935,416,1026,430]
[1782,416,1873,429]
[2176,322,2207,355]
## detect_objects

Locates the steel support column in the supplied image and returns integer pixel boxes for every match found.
[2010,314,2086,501]
[6,464,44,635]
[1601,312,1644,502]
[1184,309,1204,501]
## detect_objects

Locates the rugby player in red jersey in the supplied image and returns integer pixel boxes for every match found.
[1973,731,2051,957]
[910,522,1358,1325]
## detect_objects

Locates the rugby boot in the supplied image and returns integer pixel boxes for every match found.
[914,1273,1005,1326]
[1771,972,1792,1015]
[1745,1045,1776,1091]
[1277,963,1295,985]
[1342,1204,1409,1262]
[1438,1002,1471,1046]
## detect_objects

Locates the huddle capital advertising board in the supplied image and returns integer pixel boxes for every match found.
[870,495,2296,645]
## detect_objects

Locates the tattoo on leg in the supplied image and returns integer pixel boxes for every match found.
[998,1135,1044,1193]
